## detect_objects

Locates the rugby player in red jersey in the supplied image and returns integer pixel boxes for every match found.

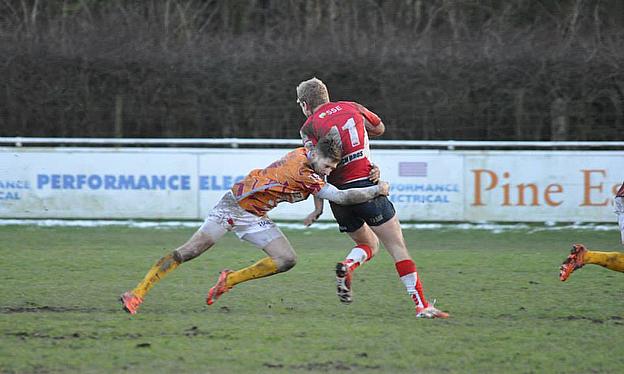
[560,181,624,280]
[120,134,390,314]
[296,77,448,318]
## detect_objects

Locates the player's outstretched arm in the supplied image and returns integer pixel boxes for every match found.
[316,181,389,205]
[369,163,381,183]
[304,195,324,227]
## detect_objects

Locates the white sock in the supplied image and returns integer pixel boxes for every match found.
[400,272,426,308]
[345,247,368,266]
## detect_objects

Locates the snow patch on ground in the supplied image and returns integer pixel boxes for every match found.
[0,219,617,233]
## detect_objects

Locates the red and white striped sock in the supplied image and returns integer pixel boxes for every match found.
[395,259,429,309]
[343,244,374,272]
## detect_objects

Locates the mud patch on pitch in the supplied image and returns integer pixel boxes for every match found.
[0,305,100,314]
[2,364,53,374]
[182,326,236,340]
[262,361,381,371]
[263,363,285,369]
[6,331,95,340]
[557,315,624,324]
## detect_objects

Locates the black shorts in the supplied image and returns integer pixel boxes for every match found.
[329,180,396,233]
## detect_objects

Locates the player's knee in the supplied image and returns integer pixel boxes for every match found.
[174,241,213,263]
[275,253,297,272]
[172,250,185,263]
[359,238,380,254]
[369,239,380,254]
[174,247,199,263]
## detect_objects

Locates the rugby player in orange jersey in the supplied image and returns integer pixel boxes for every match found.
[120,134,390,314]
[296,77,448,319]
[560,181,624,281]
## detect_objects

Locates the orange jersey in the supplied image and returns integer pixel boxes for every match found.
[231,148,326,216]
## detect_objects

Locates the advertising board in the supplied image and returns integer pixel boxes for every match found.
[0,147,621,222]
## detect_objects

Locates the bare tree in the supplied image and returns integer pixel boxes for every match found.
[0,0,622,140]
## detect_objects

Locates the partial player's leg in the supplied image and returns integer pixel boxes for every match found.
[619,212,624,246]
[120,193,237,314]
[330,202,379,303]
[207,226,296,305]
[560,197,624,281]
[585,251,624,272]
[560,243,624,281]
[615,196,624,245]
[121,225,225,314]
[368,213,449,319]
[335,224,379,303]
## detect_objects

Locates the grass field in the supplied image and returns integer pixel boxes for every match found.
[1,223,623,373]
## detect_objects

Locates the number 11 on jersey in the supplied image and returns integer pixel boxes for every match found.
[341,117,360,147]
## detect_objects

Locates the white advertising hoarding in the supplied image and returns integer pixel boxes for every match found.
[0,149,198,219]
[0,147,621,222]
[463,151,623,222]
[370,151,463,221]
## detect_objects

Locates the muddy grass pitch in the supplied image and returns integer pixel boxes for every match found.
[1,224,623,373]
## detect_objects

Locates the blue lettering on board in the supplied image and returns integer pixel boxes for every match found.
[390,184,460,193]
[0,180,30,201]
[35,174,243,191]
[36,174,193,191]
[0,191,21,200]
[390,194,451,204]
[0,180,30,189]
[387,183,459,204]
[199,175,245,190]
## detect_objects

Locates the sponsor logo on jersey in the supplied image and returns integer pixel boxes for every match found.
[258,219,272,227]
[318,105,342,119]
[337,150,364,167]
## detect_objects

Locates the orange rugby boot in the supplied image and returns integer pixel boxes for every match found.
[415,300,450,319]
[559,243,587,281]
[120,291,143,315]
[206,269,232,305]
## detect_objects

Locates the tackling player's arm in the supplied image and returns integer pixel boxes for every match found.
[304,195,325,226]
[301,130,315,151]
[369,163,381,184]
[300,122,318,151]
[300,123,325,225]
[315,181,389,205]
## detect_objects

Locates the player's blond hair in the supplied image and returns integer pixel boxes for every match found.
[316,128,342,162]
[296,77,330,110]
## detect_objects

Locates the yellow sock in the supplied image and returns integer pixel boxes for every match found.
[225,257,279,288]
[584,251,624,273]
[132,253,180,298]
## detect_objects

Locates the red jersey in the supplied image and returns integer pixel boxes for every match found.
[300,101,382,186]
[231,148,325,216]
[617,181,624,197]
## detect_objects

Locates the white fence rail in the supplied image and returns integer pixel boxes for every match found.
[1,137,623,149]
